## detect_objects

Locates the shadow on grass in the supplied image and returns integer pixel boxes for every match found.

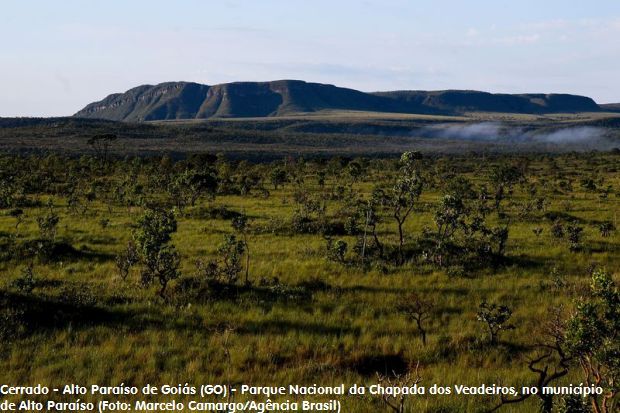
[432,334,530,364]
[0,291,225,344]
[1,290,131,337]
[334,285,413,294]
[585,240,620,253]
[175,278,313,306]
[341,353,409,377]
[7,239,114,263]
[1,288,365,341]
[543,211,606,226]
[33,278,64,288]
[428,286,470,296]
[502,254,547,270]
[235,319,361,337]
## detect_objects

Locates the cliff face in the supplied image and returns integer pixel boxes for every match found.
[76,82,211,122]
[374,90,601,113]
[75,80,601,121]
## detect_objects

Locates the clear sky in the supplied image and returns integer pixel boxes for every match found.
[2,0,620,116]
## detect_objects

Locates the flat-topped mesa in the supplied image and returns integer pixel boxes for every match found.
[75,80,601,122]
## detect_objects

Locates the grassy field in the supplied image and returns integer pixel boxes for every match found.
[0,151,618,412]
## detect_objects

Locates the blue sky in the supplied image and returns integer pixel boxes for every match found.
[2,0,620,116]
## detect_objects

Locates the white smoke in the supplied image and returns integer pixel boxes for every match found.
[428,122,524,141]
[537,127,603,144]
[418,122,616,149]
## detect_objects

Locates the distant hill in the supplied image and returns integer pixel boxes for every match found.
[75,80,602,121]
[600,103,620,113]
[373,90,600,114]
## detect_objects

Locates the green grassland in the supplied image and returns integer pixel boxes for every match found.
[0,150,618,412]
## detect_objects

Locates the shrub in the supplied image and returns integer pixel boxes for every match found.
[551,220,565,238]
[36,209,59,241]
[133,208,180,298]
[215,235,246,284]
[8,208,24,230]
[599,221,615,237]
[115,240,139,280]
[565,269,619,412]
[10,263,36,293]
[476,300,515,344]
[557,395,592,413]
[58,284,98,308]
[566,224,584,251]
[195,258,221,283]
[98,218,110,229]
[0,302,26,342]
[326,238,348,263]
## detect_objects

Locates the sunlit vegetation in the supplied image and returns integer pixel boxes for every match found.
[0,150,618,412]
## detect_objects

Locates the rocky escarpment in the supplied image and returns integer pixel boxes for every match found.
[75,80,602,121]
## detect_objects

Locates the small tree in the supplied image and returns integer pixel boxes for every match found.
[376,362,422,413]
[397,293,434,345]
[188,170,218,205]
[115,240,139,280]
[490,165,523,214]
[432,194,467,266]
[476,300,515,344]
[231,212,251,285]
[491,226,510,257]
[270,167,287,190]
[347,161,363,185]
[565,269,619,413]
[133,209,180,298]
[36,202,59,241]
[9,208,24,232]
[11,263,36,293]
[195,258,220,283]
[316,170,326,189]
[141,246,180,298]
[217,234,245,284]
[367,194,384,258]
[566,224,584,251]
[87,133,117,167]
[326,238,348,264]
[356,196,384,261]
[551,220,565,239]
[169,169,217,210]
[490,308,572,413]
[390,151,423,265]
[134,209,177,256]
[0,175,17,209]
[558,395,592,413]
